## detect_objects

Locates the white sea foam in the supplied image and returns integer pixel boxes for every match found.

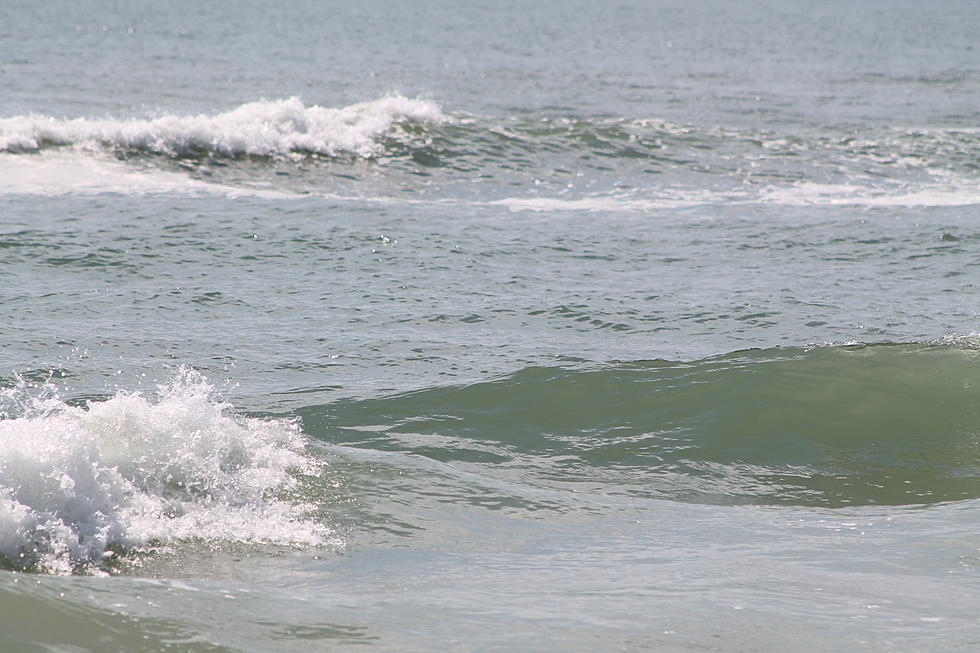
[0,368,330,574]
[493,192,724,213]
[495,179,980,213]
[0,95,444,157]
[756,181,980,207]
[0,150,297,197]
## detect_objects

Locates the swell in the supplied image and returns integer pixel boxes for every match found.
[301,342,980,508]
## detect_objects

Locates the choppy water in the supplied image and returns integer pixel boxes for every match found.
[1,1,978,651]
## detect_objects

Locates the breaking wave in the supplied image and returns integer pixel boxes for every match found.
[1,98,976,207]
[0,368,330,575]
[0,95,444,158]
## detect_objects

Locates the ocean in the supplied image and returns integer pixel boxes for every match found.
[1,0,978,650]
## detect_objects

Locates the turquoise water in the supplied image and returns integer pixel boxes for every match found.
[1,1,978,650]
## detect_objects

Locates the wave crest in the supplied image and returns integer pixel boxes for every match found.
[0,95,444,158]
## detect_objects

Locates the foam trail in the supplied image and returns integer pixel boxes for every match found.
[0,368,330,574]
[493,192,725,212]
[0,95,444,157]
[0,150,297,198]
[756,181,980,207]
[495,180,980,213]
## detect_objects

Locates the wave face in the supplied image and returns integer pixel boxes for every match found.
[0,369,329,575]
[302,343,980,509]
[0,95,443,157]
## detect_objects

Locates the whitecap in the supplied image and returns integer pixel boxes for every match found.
[0,95,444,157]
[0,368,331,574]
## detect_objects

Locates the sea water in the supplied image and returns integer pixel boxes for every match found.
[1,0,978,651]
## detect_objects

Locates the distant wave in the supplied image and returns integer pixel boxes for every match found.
[0,95,444,157]
[0,368,332,575]
[302,340,980,509]
[3,100,973,174]
[1,99,976,207]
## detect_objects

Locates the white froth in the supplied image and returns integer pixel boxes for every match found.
[0,95,444,157]
[756,181,980,207]
[495,179,980,213]
[0,150,299,198]
[493,192,722,212]
[0,369,329,574]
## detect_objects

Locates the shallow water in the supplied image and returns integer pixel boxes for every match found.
[1,0,979,651]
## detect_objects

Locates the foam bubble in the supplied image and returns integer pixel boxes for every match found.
[0,368,330,574]
[0,95,444,157]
